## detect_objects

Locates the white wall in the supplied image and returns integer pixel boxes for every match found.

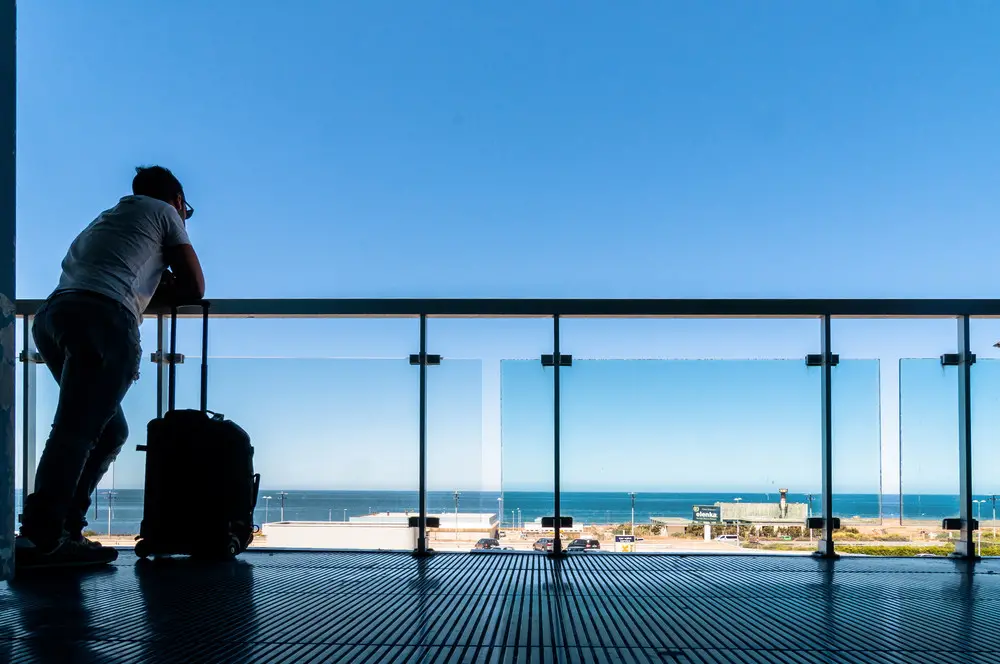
[260,522,417,550]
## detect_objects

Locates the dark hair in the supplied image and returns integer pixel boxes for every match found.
[132,165,184,205]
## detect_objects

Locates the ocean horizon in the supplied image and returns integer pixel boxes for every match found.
[13,489,979,536]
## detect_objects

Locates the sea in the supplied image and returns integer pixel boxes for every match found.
[12,490,968,536]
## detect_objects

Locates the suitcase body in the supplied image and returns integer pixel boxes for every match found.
[135,302,261,559]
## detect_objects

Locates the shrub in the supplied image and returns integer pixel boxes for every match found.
[837,545,953,556]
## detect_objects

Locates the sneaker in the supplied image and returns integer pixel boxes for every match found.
[15,535,118,570]
[68,532,104,549]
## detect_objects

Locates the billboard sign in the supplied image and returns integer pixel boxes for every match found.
[692,505,721,523]
[614,535,636,553]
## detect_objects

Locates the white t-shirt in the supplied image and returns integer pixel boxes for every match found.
[53,195,192,322]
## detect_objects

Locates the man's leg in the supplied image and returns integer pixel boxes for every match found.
[18,296,139,567]
[64,406,128,542]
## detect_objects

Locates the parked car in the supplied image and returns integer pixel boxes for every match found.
[474,538,500,550]
[567,538,601,551]
[533,537,554,552]
[716,534,738,542]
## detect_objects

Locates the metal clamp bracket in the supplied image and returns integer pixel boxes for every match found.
[541,354,573,367]
[18,350,43,364]
[150,351,185,365]
[942,517,979,531]
[805,353,839,367]
[408,516,441,528]
[806,517,841,529]
[409,353,441,366]
[541,516,574,528]
[941,352,976,367]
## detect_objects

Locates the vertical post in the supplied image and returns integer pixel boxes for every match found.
[877,362,883,525]
[898,359,904,526]
[956,315,977,559]
[552,314,562,555]
[21,316,35,498]
[416,314,428,556]
[156,314,170,418]
[818,314,836,558]
[0,0,15,581]
[200,303,209,413]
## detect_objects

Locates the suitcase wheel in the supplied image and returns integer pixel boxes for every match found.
[135,539,152,559]
[226,536,240,558]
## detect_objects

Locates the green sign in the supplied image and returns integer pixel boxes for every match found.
[692,505,721,522]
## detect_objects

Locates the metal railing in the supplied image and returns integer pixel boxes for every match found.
[15,298,998,559]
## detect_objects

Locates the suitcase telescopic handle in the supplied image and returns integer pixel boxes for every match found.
[167,300,211,413]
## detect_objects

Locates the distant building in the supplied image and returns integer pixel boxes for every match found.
[522,516,583,537]
[653,489,809,530]
[716,501,808,526]
[260,511,500,549]
[353,511,499,542]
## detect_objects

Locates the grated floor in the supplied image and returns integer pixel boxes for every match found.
[1,550,998,663]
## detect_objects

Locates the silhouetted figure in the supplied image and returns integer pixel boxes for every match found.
[17,166,205,570]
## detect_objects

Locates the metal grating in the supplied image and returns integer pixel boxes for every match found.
[1,551,999,663]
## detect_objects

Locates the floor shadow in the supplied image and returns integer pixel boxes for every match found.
[407,556,438,652]
[135,556,258,662]
[6,565,117,663]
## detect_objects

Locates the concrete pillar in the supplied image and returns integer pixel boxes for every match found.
[0,0,15,580]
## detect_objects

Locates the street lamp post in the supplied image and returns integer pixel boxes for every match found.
[974,500,984,557]
[498,496,503,529]
[628,492,636,537]
[278,491,288,522]
[805,494,814,542]
[991,494,997,540]
[733,497,742,546]
[517,508,521,530]
[453,491,461,536]
[107,489,117,536]
[263,495,272,523]
[344,508,347,522]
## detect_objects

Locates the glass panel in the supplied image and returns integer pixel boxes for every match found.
[561,359,821,554]
[827,359,893,555]
[500,360,554,552]
[426,359,489,551]
[175,357,418,550]
[898,358,958,556]
[831,359,883,521]
[973,358,1000,557]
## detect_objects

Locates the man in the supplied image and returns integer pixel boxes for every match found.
[16,166,205,569]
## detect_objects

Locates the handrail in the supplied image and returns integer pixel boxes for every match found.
[15,297,1000,318]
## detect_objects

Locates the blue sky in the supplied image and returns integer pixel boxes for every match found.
[13,3,1000,497]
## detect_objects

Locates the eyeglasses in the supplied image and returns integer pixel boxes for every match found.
[183,199,194,220]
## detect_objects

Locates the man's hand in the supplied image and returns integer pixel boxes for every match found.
[148,270,178,309]
[159,270,177,290]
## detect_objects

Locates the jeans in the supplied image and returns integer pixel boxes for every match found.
[20,290,141,546]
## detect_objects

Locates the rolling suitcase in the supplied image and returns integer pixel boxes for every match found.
[134,301,261,559]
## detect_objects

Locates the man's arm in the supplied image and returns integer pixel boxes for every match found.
[163,243,206,302]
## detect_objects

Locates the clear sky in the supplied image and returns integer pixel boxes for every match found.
[13,3,1000,496]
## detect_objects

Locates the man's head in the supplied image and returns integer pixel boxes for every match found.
[132,165,194,221]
